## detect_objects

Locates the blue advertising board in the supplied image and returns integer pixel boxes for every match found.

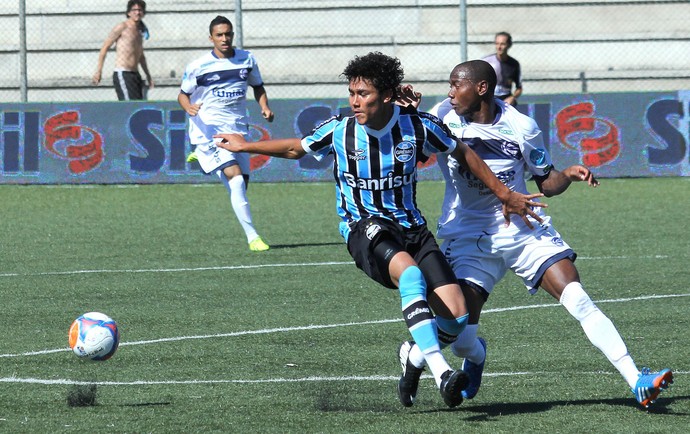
[1,91,689,184]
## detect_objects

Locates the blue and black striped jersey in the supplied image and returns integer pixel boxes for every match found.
[301,104,458,235]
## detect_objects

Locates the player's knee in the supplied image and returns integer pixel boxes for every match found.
[436,313,468,347]
[560,281,599,321]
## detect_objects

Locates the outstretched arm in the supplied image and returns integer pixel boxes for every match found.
[451,141,546,228]
[214,134,305,160]
[536,165,599,197]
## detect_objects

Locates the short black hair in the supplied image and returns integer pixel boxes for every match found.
[451,60,497,96]
[342,52,404,94]
[209,15,233,35]
[126,0,146,14]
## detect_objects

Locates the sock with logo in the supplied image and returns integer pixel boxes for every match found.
[399,266,452,386]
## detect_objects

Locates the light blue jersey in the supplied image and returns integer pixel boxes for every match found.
[300,104,458,236]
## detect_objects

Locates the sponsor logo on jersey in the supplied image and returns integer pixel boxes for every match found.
[499,128,514,135]
[394,141,415,163]
[343,171,417,190]
[211,88,246,98]
[365,223,381,240]
[448,122,463,129]
[239,69,248,80]
[348,148,366,161]
[459,168,516,184]
[208,74,221,82]
[501,140,521,159]
[551,237,564,246]
[530,148,547,166]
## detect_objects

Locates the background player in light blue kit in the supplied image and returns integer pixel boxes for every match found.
[213,52,545,408]
[178,16,274,252]
[399,59,673,408]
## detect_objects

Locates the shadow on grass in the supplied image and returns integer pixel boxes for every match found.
[415,395,690,418]
[267,242,345,249]
[120,402,172,407]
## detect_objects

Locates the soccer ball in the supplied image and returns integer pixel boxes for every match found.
[68,312,120,361]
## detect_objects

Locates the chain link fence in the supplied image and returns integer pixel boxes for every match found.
[2,0,689,102]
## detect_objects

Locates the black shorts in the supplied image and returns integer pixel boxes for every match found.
[346,216,457,291]
[113,70,146,101]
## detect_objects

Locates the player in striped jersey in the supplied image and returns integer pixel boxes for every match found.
[400,60,673,407]
[214,52,545,407]
[178,16,274,252]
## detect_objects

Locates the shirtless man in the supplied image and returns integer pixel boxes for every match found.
[92,0,154,100]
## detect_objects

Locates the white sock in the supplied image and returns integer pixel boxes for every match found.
[218,172,259,243]
[408,341,427,369]
[560,282,639,388]
[451,324,485,364]
[408,325,486,372]
[422,350,453,387]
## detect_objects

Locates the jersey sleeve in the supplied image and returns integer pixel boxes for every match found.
[246,52,264,87]
[180,63,197,95]
[522,131,553,177]
[418,111,457,156]
[300,116,339,161]
[509,110,552,176]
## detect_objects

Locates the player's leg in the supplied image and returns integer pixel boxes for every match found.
[394,227,470,407]
[451,283,488,399]
[217,156,268,251]
[384,246,468,408]
[541,260,672,406]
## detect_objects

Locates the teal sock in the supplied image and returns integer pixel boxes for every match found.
[399,266,439,353]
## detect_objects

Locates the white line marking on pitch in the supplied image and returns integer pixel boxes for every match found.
[0,254,671,278]
[0,261,353,278]
[1,370,687,387]
[1,293,688,359]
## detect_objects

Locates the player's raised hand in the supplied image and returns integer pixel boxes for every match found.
[395,84,422,108]
[563,165,599,187]
[213,133,246,152]
[501,191,546,229]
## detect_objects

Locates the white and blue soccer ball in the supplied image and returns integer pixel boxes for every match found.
[68,312,120,361]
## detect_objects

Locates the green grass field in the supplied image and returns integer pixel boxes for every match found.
[1,178,688,433]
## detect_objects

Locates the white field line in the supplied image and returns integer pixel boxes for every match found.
[2,371,688,387]
[0,255,671,278]
[1,292,688,360]
[0,372,607,386]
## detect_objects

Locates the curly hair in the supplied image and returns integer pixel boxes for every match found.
[342,52,404,94]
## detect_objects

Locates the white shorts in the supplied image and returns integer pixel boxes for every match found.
[193,140,250,175]
[440,216,576,295]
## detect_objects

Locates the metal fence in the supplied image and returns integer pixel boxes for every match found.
[2,0,689,102]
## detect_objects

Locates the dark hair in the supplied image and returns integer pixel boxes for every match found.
[342,52,404,94]
[495,31,512,48]
[126,0,146,15]
[209,15,233,35]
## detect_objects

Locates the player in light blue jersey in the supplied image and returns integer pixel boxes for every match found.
[178,16,274,252]
[214,52,546,408]
[400,60,673,408]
